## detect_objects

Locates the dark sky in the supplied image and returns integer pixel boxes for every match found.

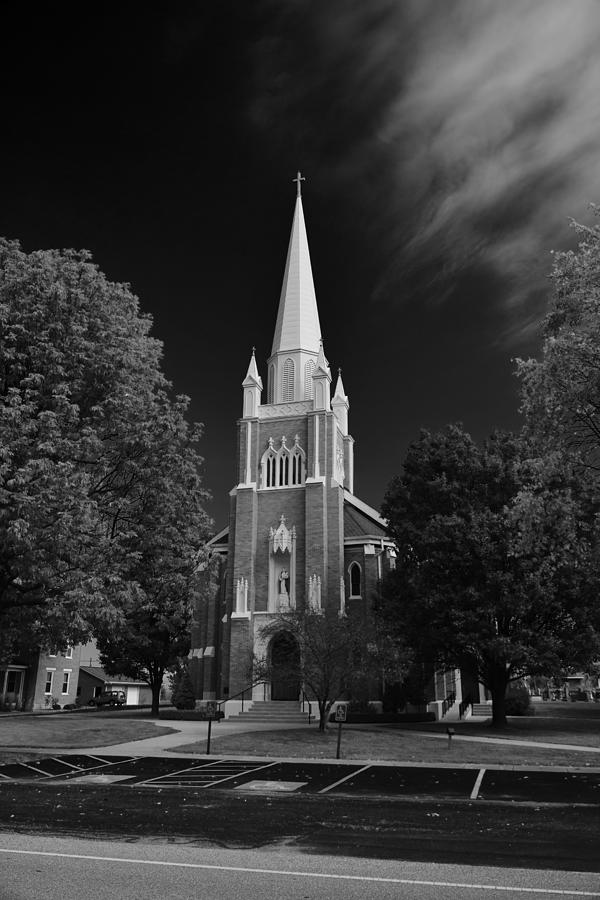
[2,1,600,529]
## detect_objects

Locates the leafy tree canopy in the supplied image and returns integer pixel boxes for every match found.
[518,207,600,468]
[379,424,600,727]
[0,237,209,661]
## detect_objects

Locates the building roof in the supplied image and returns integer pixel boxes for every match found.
[79,666,147,686]
[270,194,322,356]
[343,492,388,540]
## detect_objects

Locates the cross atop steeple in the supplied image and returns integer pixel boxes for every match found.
[293,170,305,197]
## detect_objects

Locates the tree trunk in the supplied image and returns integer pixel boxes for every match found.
[150,680,161,717]
[489,669,509,728]
[318,699,327,732]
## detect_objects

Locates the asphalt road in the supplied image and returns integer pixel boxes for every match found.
[1,833,599,900]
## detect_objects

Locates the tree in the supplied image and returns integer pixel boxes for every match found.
[0,238,210,663]
[518,207,600,468]
[172,669,196,711]
[92,403,212,716]
[379,425,600,728]
[259,606,406,731]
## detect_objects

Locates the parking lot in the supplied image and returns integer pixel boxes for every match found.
[2,754,600,804]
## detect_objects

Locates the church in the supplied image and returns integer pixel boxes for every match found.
[190,177,399,707]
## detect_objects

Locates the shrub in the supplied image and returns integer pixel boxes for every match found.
[172,670,196,710]
[505,683,533,716]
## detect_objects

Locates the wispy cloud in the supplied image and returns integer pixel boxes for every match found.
[249,0,600,346]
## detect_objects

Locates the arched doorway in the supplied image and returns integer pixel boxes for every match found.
[270,631,300,701]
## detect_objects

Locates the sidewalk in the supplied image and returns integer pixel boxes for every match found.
[70,716,311,757]
[64,717,600,761]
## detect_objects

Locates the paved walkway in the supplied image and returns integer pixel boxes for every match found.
[71,717,309,757]
[57,717,600,760]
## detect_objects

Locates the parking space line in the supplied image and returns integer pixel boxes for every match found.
[470,768,486,800]
[202,761,279,789]
[137,757,232,786]
[318,764,372,793]
[137,760,279,789]
[20,762,54,777]
[51,757,83,770]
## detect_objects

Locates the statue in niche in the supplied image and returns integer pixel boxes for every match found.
[278,569,289,597]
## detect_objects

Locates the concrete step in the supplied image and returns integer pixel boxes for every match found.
[233,701,311,723]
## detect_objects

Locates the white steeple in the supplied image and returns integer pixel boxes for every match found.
[270,173,322,357]
[267,173,323,404]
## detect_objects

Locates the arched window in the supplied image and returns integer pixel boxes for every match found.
[304,359,315,400]
[279,451,290,485]
[261,440,277,488]
[282,358,295,402]
[349,562,362,598]
[268,364,275,404]
[291,439,305,485]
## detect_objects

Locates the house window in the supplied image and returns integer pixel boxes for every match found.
[62,670,72,694]
[282,358,295,401]
[44,670,55,694]
[349,562,362,598]
[48,650,57,658]
[64,646,73,659]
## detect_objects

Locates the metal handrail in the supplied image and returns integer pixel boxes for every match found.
[441,691,456,718]
[217,680,267,713]
[459,695,473,719]
[301,689,312,725]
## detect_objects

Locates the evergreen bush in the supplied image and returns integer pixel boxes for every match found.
[172,670,196,710]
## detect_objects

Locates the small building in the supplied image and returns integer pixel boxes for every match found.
[77,666,151,706]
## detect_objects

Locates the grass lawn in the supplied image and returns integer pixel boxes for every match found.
[171,707,600,767]
[0,712,175,763]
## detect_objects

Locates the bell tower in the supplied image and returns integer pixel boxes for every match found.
[191,173,395,706]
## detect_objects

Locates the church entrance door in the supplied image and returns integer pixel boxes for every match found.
[270,631,300,701]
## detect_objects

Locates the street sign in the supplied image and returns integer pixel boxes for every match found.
[205,701,218,719]
[334,705,347,722]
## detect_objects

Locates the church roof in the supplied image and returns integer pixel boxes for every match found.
[343,490,388,540]
[271,192,322,355]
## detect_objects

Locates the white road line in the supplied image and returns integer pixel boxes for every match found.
[0,849,598,895]
[471,767,486,800]
[318,763,372,793]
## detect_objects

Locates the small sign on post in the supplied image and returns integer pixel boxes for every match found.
[335,704,347,759]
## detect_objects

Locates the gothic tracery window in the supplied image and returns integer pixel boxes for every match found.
[261,436,306,488]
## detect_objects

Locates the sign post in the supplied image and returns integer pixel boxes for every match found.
[205,701,218,754]
[335,704,347,759]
